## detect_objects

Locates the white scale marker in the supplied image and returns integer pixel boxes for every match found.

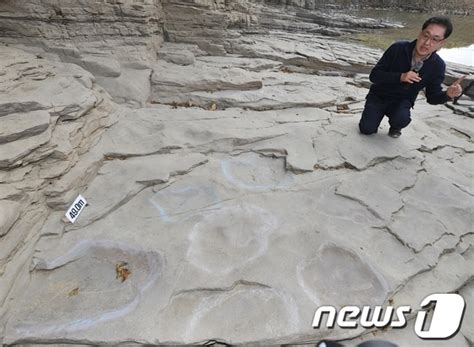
[65,194,88,223]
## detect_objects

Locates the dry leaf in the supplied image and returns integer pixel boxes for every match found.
[116,261,131,282]
[68,287,79,297]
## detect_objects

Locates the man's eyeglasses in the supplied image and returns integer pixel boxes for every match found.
[420,32,445,44]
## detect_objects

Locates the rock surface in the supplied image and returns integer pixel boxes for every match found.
[0,45,116,343]
[0,2,473,346]
[0,0,402,108]
[280,0,474,15]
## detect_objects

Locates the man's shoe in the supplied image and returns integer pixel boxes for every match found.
[388,127,402,138]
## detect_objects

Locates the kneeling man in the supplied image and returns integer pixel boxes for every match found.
[359,16,464,138]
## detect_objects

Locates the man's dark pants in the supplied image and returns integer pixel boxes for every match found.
[359,93,412,135]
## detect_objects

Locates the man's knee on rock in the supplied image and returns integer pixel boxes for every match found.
[359,123,378,135]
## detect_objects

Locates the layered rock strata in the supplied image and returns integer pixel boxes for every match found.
[0,46,116,336]
[268,0,474,15]
[0,0,404,107]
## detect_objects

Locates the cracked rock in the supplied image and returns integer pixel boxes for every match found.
[0,8,473,345]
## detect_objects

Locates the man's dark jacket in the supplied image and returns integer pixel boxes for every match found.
[368,40,449,106]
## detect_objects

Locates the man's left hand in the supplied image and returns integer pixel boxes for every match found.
[447,75,467,99]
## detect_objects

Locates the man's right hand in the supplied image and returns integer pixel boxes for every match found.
[400,71,422,84]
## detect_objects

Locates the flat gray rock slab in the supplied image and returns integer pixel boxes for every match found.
[0,201,21,237]
[65,153,208,230]
[10,240,162,337]
[150,57,367,110]
[1,35,473,346]
[5,137,472,344]
[0,111,50,145]
[229,32,382,71]
[0,126,53,168]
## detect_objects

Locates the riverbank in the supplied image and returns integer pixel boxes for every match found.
[344,9,473,52]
